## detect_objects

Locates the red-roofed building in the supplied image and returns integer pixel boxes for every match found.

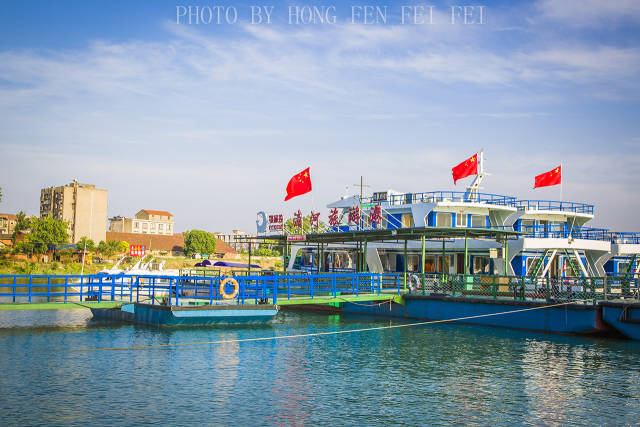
[106,232,237,257]
[108,209,174,236]
[0,213,18,236]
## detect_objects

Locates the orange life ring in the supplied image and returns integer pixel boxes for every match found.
[220,277,239,299]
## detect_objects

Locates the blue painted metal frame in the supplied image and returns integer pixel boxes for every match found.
[0,272,401,306]
[362,191,517,207]
[513,199,594,214]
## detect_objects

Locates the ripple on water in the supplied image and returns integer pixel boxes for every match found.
[0,309,639,426]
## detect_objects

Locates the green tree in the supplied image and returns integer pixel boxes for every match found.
[97,240,109,255]
[183,230,217,257]
[11,211,31,243]
[118,240,130,253]
[76,237,96,252]
[25,216,69,253]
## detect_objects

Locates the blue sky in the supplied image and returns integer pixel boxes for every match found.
[1,0,639,233]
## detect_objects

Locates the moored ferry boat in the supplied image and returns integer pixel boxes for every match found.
[272,154,639,338]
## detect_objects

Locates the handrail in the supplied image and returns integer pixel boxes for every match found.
[514,200,594,214]
[0,272,402,306]
[409,272,639,303]
[611,232,640,245]
[520,224,611,241]
[361,191,517,207]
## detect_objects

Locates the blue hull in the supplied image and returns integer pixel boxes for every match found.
[342,295,599,335]
[600,301,640,340]
[91,303,278,326]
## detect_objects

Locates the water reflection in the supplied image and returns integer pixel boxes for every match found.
[0,310,639,425]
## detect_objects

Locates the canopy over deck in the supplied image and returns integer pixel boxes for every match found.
[235,226,524,245]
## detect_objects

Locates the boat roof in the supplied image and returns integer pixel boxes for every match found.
[238,226,523,245]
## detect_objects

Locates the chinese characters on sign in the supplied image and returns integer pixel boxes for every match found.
[328,208,340,227]
[310,211,320,230]
[293,210,303,229]
[369,204,382,227]
[268,214,283,231]
[130,245,146,257]
[348,206,361,225]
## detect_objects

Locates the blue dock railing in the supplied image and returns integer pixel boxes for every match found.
[0,272,402,305]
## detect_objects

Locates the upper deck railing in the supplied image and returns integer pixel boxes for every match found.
[362,191,517,207]
[611,232,640,245]
[521,224,611,241]
[514,200,594,215]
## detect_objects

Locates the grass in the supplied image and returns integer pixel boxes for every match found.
[0,301,122,310]
[0,255,285,275]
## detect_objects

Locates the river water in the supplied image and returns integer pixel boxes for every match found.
[0,309,639,426]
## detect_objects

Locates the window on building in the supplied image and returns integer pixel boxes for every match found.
[142,223,148,231]
[456,213,467,227]
[159,223,164,232]
[470,215,485,228]
[436,213,452,227]
[134,222,139,229]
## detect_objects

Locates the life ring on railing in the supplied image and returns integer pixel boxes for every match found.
[408,274,421,292]
[220,277,240,300]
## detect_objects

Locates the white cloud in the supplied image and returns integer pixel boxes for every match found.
[1,19,640,231]
[536,0,640,28]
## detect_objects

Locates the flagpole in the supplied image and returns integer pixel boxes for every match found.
[560,163,563,204]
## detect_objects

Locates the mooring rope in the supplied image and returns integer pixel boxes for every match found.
[74,299,590,352]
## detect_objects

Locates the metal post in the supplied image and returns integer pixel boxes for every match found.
[403,239,408,291]
[441,239,446,291]
[421,234,426,293]
[363,239,368,272]
[504,239,509,276]
[464,234,468,275]
[248,241,252,275]
[283,239,287,273]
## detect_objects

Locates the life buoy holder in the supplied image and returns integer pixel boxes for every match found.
[408,274,421,292]
[220,277,240,300]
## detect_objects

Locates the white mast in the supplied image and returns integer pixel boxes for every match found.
[465,150,486,201]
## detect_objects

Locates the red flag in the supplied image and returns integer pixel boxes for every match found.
[284,167,312,201]
[534,166,561,189]
[451,153,478,185]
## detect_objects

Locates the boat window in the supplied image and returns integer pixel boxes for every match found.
[424,256,436,272]
[408,255,419,271]
[401,214,414,228]
[436,213,452,227]
[470,215,485,228]
[473,256,490,274]
[456,213,467,227]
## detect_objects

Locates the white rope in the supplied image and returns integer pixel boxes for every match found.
[74,299,591,352]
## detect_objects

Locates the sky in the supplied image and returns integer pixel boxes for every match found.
[0,0,639,234]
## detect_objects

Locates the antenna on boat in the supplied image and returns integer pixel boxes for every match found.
[465,150,488,200]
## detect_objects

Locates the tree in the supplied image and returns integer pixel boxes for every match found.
[97,240,109,255]
[0,186,2,203]
[183,230,217,257]
[11,211,31,243]
[118,240,130,253]
[25,216,69,253]
[76,237,96,252]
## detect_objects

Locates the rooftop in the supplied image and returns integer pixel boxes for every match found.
[139,209,173,217]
